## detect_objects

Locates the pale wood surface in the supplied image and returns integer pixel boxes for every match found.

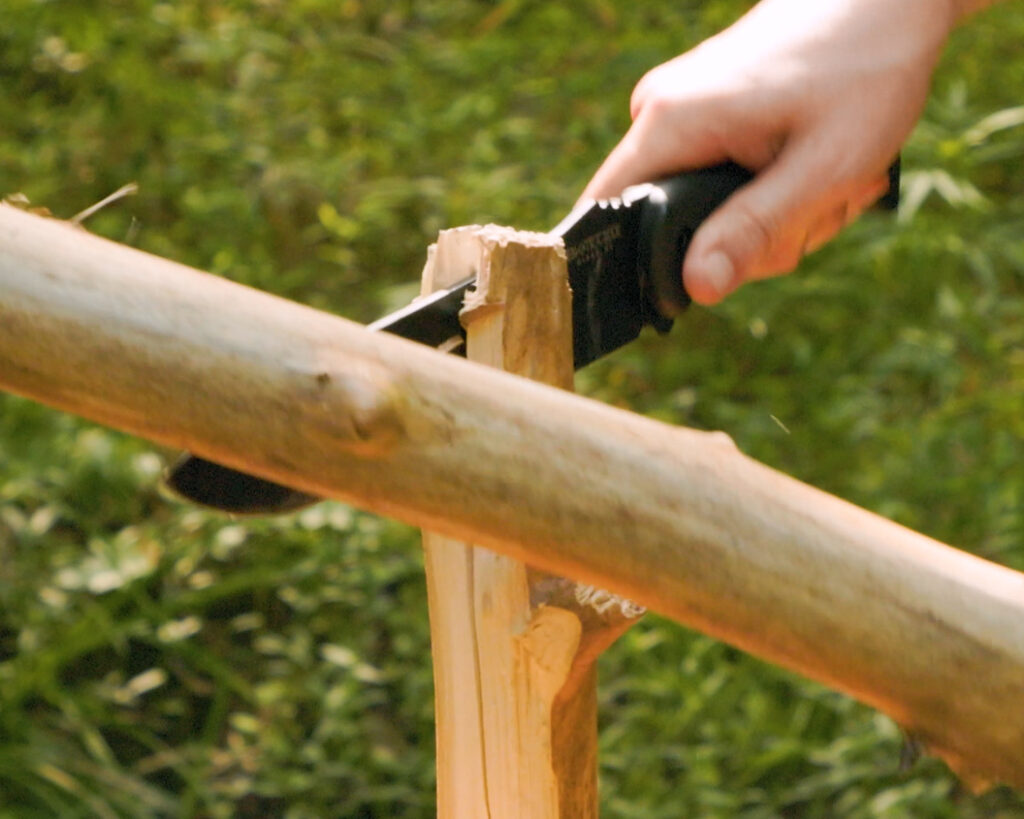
[422,226,635,817]
[416,239,488,814]
[2,204,1024,788]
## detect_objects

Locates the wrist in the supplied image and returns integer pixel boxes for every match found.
[949,0,999,22]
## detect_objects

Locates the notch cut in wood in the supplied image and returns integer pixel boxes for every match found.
[420,225,643,818]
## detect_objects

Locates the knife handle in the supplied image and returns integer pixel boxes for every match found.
[638,162,753,319]
[640,158,900,318]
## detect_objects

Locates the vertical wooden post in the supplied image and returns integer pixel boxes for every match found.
[421,226,643,817]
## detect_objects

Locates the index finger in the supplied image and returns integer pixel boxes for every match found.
[581,108,728,200]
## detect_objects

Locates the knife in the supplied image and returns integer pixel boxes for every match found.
[166,160,899,514]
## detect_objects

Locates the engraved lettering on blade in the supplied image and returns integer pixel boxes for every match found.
[565,223,623,265]
[583,249,609,358]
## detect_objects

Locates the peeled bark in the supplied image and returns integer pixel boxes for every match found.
[1,204,1023,788]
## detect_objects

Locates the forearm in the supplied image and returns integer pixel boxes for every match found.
[952,0,1006,21]
[585,0,1015,303]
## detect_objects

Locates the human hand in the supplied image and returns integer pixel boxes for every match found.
[584,0,961,304]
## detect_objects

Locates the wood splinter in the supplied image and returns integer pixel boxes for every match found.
[421,225,642,818]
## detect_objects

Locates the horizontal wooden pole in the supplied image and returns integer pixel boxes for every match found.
[1,204,1023,789]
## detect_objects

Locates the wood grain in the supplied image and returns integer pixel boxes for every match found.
[422,225,635,816]
[1,204,1023,789]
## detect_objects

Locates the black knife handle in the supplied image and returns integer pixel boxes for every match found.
[638,162,753,319]
[880,156,901,212]
[639,158,900,318]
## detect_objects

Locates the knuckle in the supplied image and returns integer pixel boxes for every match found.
[729,198,784,261]
[630,67,670,119]
[630,70,657,115]
[633,87,678,126]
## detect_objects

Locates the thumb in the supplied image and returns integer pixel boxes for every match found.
[682,143,839,304]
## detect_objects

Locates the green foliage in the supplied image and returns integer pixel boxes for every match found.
[2,0,1022,815]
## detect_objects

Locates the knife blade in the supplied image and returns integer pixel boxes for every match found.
[166,160,898,514]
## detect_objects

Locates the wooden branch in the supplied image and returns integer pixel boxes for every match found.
[2,204,1024,789]
[420,226,641,816]
[417,236,488,813]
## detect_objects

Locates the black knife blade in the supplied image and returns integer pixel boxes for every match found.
[166,160,898,514]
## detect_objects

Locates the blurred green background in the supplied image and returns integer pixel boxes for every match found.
[1,1,1022,816]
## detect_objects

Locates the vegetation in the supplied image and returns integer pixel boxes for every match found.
[1,0,1022,815]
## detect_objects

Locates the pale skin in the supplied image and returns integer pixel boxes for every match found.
[584,0,1005,304]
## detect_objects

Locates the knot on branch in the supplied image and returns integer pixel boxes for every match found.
[305,365,405,457]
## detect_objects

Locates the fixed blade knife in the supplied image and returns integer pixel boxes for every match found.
[167,160,899,514]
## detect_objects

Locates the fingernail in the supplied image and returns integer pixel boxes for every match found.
[700,251,736,297]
